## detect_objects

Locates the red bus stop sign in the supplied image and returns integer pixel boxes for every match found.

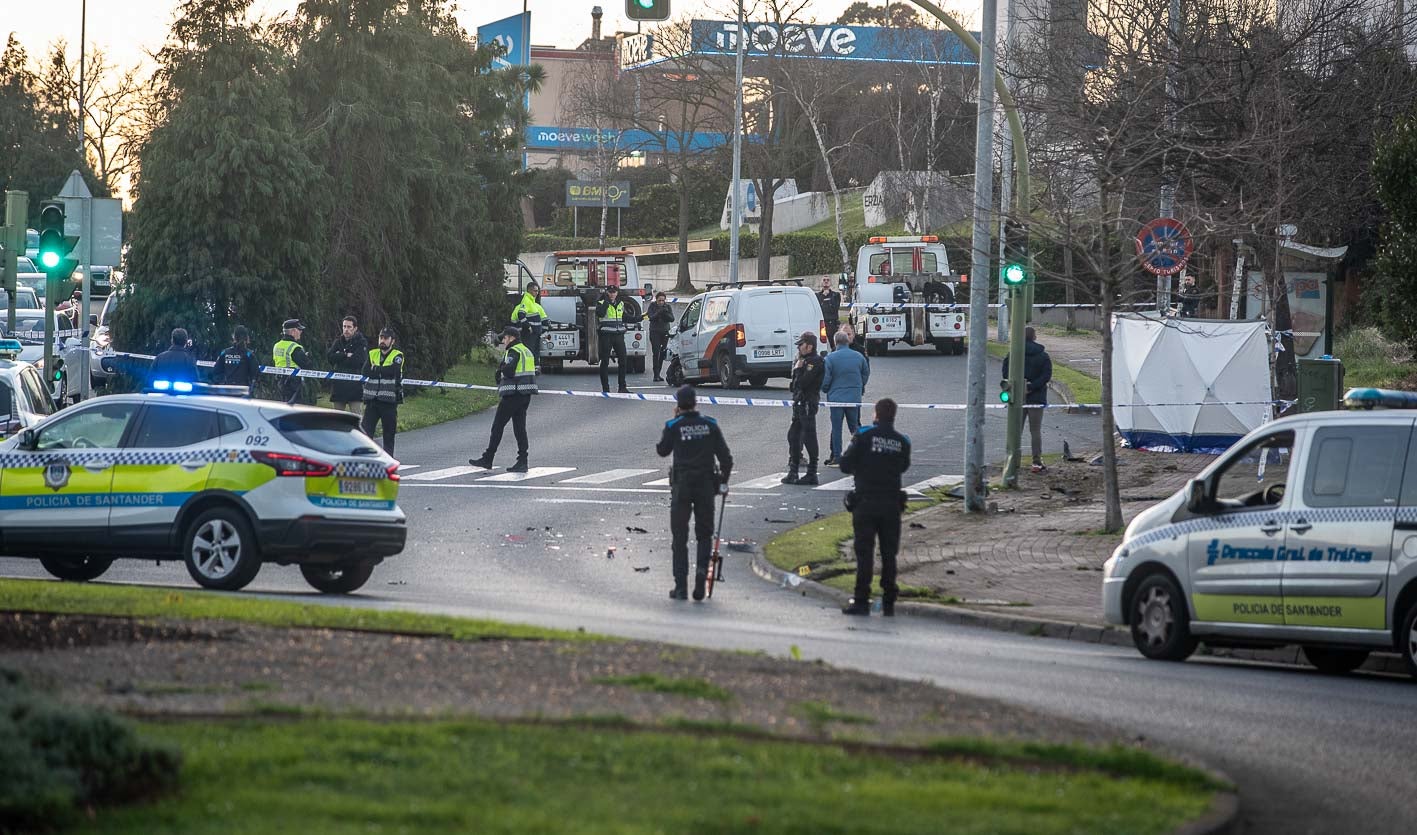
[1136,217,1194,276]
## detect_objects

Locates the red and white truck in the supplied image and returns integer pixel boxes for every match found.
[516,250,648,373]
[850,235,966,356]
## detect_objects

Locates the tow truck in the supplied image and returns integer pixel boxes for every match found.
[518,250,648,373]
[850,235,966,356]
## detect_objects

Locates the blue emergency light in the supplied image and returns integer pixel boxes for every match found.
[144,380,249,398]
[1343,388,1417,410]
[0,338,22,360]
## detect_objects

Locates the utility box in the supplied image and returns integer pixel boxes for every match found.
[1298,356,1344,412]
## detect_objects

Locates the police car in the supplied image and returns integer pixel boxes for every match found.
[0,382,406,594]
[1103,389,1417,678]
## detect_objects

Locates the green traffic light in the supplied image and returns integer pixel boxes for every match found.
[999,389,1011,404]
[636,0,654,6]
[1003,262,1027,286]
[39,250,60,269]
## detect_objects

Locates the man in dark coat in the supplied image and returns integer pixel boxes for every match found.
[1001,327,1054,473]
[328,316,369,415]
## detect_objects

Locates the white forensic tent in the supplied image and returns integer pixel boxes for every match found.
[1111,314,1272,453]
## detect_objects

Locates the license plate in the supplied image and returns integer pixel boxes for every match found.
[550,333,576,347]
[753,347,785,358]
[339,479,377,496]
[878,315,904,328]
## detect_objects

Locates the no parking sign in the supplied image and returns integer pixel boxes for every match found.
[1136,217,1194,276]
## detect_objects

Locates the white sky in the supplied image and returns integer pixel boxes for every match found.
[2,0,957,73]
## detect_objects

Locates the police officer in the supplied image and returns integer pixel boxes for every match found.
[273,319,313,405]
[656,385,733,601]
[470,325,536,473]
[781,331,825,485]
[215,325,259,393]
[816,277,841,350]
[150,327,199,385]
[839,398,911,616]
[360,327,404,453]
[596,284,629,394]
[511,281,548,369]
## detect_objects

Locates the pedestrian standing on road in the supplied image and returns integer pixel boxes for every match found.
[822,331,870,466]
[273,319,313,406]
[840,397,911,616]
[360,327,404,454]
[646,290,675,383]
[817,277,842,353]
[215,325,259,394]
[596,284,629,393]
[470,325,536,473]
[511,281,548,370]
[656,384,733,602]
[1001,326,1053,473]
[781,331,825,486]
[150,327,199,385]
[328,316,368,415]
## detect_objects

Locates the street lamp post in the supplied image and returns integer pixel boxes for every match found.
[727,0,746,285]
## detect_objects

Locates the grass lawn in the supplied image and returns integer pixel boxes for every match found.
[0,578,593,643]
[314,349,499,433]
[77,718,1216,834]
[1333,326,1417,389]
[985,342,1102,406]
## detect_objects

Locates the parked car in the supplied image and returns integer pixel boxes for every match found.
[665,281,827,389]
[5,309,85,403]
[0,338,58,440]
[0,287,40,311]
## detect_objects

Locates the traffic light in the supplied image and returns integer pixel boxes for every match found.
[36,201,77,278]
[626,0,670,22]
[1002,262,1027,288]
[1001,217,1029,291]
[999,380,1012,404]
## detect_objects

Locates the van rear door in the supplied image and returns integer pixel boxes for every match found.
[786,289,825,348]
[741,290,791,366]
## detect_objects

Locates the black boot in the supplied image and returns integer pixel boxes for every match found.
[882,600,895,617]
[508,457,529,473]
[692,574,707,601]
[842,598,871,616]
[798,464,819,486]
[469,454,493,469]
[669,581,688,600]
[780,465,800,485]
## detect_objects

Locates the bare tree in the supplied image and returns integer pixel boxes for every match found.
[40,41,150,196]
[559,52,634,248]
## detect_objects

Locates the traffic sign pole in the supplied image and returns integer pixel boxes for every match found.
[3,191,27,335]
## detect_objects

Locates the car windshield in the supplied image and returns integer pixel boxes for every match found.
[273,413,379,456]
[16,256,37,273]
[0,289,38,309]
[25,230,37,252]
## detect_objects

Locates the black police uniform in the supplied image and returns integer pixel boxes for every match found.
[839,420,912,612]
[817,286,842,345]
[656,410,733,598]
[215,344,259,393]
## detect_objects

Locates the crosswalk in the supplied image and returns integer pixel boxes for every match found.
[398,463,960,495]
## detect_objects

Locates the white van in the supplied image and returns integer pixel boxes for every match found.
[665,282,826,389]
[1103,389,1417,677]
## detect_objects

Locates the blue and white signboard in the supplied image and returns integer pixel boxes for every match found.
[688,19,977,65]
[478,12,530,71]
[525,125,729,153]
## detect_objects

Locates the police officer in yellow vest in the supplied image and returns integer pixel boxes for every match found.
[273,319,313,405]
[470,326,537,473]
[596,284,629,394]
[360,327,404,453]
[511,280,548,369]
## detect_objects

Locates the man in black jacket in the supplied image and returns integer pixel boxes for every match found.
[839,398,912,616]
[328,316,368,415]
[782,331,825,485]
[656,385,733,601]
[816,277,841,351]
[1001,327,1054,473]
[150,328,198,386]
[645,290,675,382]
[215,326,259,394]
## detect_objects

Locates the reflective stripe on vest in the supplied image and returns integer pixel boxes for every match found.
[599,300,626,333]
[498,343,538,395]
[513,295,547,329]
[362,348,403,403]
[273,340,303,369]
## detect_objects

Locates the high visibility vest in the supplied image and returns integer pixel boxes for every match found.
[599,300,626,333]
[498,342,538,396]
[362,348,403,403]
[512,293,547,330]
[273,339,303,369]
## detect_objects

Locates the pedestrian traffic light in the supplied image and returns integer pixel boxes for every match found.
[626,0,670,22]
[35,201,77,278]
[999,380,1012,403]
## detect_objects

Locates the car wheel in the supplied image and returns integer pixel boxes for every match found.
[748,374,768,388]
[300,560,376,594]
[39,555,113,582]
[184,507,261,591]
[1301,645,1369,675]
[935,341,949,354]
[717,352,739,389]
[1399,600,1417,680]
[1129,574,1198,661]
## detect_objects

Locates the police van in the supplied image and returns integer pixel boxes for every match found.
[1103,389,1417,677]
[0,383,406,594]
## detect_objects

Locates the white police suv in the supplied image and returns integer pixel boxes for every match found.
[1104,389,1417,677]
[0,382,406,593]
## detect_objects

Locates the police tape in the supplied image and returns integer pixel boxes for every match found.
[103,350,1290,412]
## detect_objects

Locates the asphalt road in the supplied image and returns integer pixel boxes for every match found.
[4,346,1413,833]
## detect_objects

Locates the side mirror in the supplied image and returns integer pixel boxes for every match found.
[1186,478,1208,513]
[19,429,37,450]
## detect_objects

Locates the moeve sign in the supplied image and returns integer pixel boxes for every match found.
[477,12,530,71]
[688,19,977,65]
[566,181,632,209]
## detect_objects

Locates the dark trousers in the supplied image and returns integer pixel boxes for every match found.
[281,376,302,405]
[599,332,627,390]
[787,402,819,468]
[361,400,398,453]
[824,319,839,347]
[852,500,901,603]
[483,394,530,461]
[525,328,543,368]
[1027,406,1044,465]
[670,478,716,584]
[650,331,669,378]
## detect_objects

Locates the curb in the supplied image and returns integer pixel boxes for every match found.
[747,547,1409,676]
[749,548,1242,835]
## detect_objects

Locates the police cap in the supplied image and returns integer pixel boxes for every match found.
[283,319,306,330]
[502,325,522,339]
